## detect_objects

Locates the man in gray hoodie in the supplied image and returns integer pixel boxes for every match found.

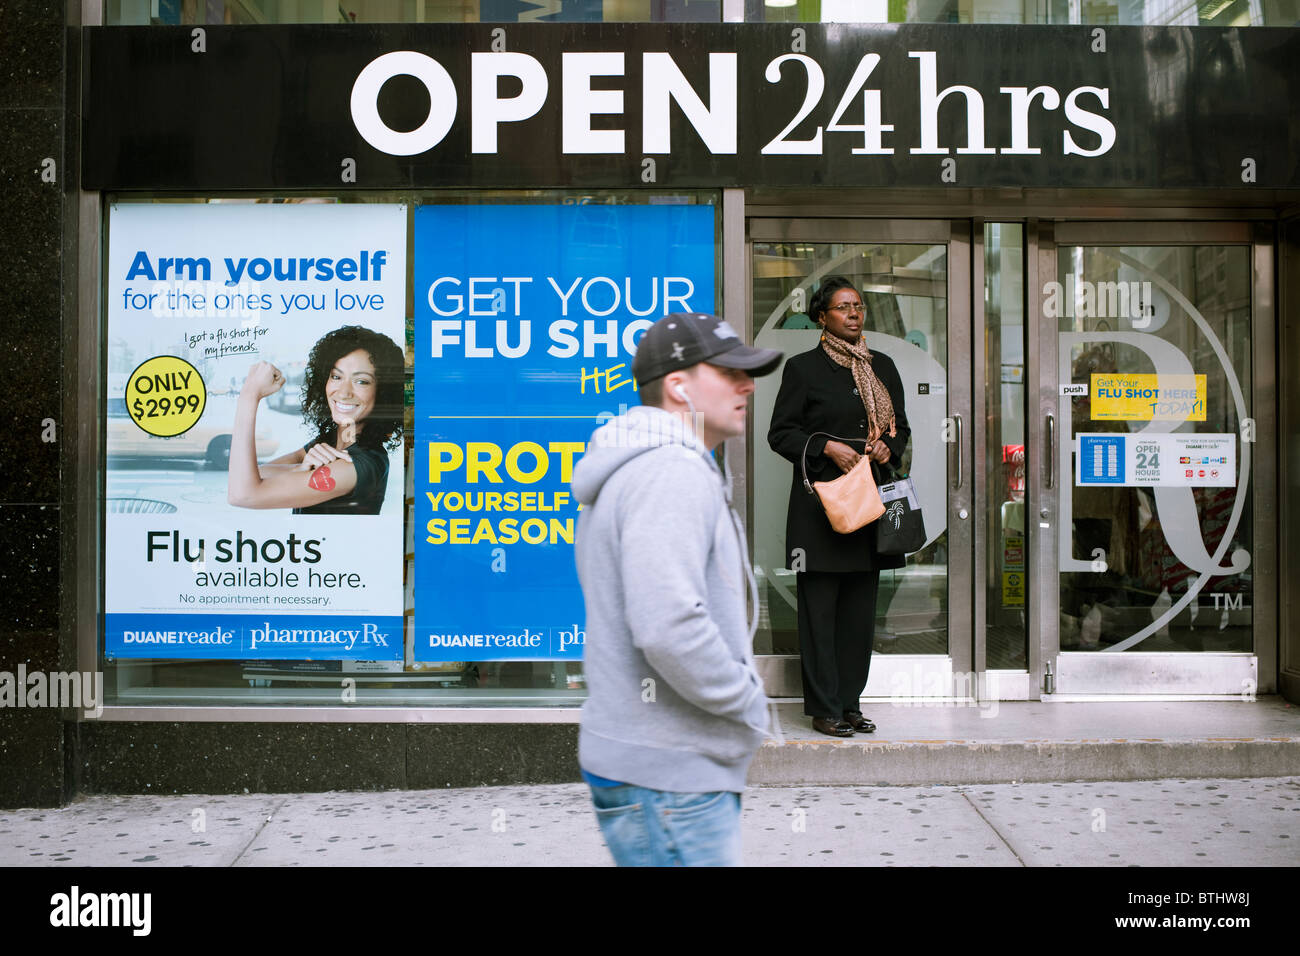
[571,312,782,867]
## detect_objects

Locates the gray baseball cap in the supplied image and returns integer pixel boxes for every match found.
[632,312,783,386]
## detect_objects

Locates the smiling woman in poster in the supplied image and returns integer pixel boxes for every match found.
[228,325,405,515]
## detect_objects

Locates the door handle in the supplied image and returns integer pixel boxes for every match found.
[952,413,963,490]
[1045,412,1056,490]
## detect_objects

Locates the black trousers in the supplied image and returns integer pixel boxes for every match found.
[796,569,881,718]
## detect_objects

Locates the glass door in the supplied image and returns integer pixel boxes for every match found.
[747,219,973,699]
[1033,223,1274,697]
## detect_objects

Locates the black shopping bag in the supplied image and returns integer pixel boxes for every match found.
[877,474,927,555]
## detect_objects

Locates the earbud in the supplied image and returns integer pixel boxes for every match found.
[674,384,689,401]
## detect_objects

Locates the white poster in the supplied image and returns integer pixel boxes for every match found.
[1075,432,1236,488]
[104,203,407,660]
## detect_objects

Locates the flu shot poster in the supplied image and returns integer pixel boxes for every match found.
[104,203,407,660]
[413,204,715,661]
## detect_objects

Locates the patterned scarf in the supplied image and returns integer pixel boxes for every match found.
[820,331,896,443]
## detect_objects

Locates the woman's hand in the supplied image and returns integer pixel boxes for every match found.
[867,439,892,464]
[824,440,862,474]
[295,442,353,472]
[241,361,285,400]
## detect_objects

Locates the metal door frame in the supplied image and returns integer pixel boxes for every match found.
[1032,221,1276,698]
[740,214,975,700]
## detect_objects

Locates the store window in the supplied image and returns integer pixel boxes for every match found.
[1056,243,1253,653]
[750,239,949,659]
[985,223,1027,670]
[744,0,1300,25]
[106,0,723,24]
[100,190,721,709]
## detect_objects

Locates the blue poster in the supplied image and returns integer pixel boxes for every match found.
[1078,434,1126,485]
[413,204,715,661]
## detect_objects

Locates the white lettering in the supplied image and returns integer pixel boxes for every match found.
[1062,86,1116,157]
[351,51,457,156]
[642,52,737,154]
[910,51,996,155]
[563,52,625,153]
[471,52,549,153]
[1000,85,1060,155]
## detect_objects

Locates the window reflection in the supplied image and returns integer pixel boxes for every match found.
[108,0,722,24]
[100,189,720,708]
[1057,245,1252,653]
[751,241,950,658]
[986,223,1027,670]
[743,0,1296,24]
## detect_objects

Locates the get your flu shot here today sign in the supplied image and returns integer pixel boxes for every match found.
[1090,373,1207,421]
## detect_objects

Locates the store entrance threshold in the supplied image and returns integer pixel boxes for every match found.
[748,697,1300,787]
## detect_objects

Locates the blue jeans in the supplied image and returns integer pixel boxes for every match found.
[588,784,743,867]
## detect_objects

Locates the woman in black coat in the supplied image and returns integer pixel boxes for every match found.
[767,276,911,737]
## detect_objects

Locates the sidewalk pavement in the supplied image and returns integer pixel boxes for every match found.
[2,777,1296,866]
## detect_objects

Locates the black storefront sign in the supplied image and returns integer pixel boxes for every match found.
[83,24,1300,190]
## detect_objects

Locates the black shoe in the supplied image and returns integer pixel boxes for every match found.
[843,711,876,733]
[812,716,854,737]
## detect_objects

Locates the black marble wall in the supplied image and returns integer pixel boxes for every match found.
[0,3,73,808]
[76,723,581,793]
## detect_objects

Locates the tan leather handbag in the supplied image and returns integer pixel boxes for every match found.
[800,432,885,534]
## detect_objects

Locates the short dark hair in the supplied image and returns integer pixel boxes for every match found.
[809,275,859,324]
[639,377,666,407]
[638,366,701,408]
[301,325,405,452]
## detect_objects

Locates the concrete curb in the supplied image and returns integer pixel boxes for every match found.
[749,738,1300,786]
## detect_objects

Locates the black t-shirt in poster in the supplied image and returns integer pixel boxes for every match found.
[292,443,389,515]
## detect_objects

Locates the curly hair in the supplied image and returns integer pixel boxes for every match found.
[300,325,405,452]
[808,275,860,324]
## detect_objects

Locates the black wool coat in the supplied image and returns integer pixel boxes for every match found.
[767,344,911,573]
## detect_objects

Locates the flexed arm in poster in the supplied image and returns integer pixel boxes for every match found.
[228,325,405,515]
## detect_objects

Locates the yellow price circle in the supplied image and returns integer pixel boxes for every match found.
[124,356,206,437]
